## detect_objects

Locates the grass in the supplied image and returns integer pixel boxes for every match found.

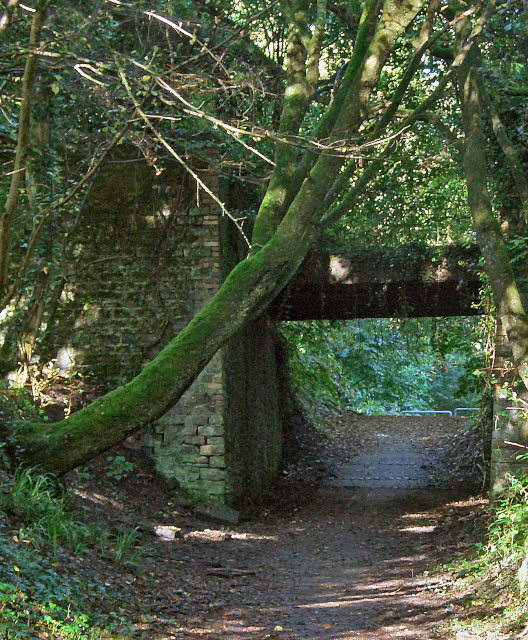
[0,466,148,639]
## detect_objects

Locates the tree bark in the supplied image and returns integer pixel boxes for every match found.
[456,18,528,388]
[476,72,528,223]
[252,0,327,246]
[0,1,50,300]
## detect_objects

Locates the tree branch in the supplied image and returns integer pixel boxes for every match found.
[0,0,19,40]
[476,70,528,223]
[455,8,528,389]
[252,0,327,246]
[0,2,49,299]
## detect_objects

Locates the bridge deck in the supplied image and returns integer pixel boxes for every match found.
[270,246,481,320]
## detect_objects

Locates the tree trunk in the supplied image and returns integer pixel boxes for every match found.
[0,2,49,300]
[456,19,528,388]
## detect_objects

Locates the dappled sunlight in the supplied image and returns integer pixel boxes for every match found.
[149,412,487,639]
[399,525,437,533]
[60,411,487,639]
[184,528,277,541]
[73,488,125,511]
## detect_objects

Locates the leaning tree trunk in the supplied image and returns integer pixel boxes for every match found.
[11,0,426,474]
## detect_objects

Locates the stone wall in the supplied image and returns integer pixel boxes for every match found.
[49,157,220,387]
[144,351,227,501]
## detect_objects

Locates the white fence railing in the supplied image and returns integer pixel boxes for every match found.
[399,408,478,417]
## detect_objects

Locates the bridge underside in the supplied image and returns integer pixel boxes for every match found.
[271,280,480,320]
[270,247,481,320]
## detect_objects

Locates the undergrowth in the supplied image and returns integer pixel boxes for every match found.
[0,467,146,639]
[449,473,528,638]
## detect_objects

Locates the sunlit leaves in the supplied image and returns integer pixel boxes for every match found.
[282,317,482,416]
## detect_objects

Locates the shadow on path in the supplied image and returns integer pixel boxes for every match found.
[145,415,486,640]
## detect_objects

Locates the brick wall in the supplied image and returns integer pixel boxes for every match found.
[47,155,285,504]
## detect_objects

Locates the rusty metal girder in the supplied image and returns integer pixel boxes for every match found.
[270,246,481,320]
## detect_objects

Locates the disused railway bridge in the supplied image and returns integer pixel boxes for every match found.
[270,245,481,320]
[147,243,486,504]
[58,159,512,505]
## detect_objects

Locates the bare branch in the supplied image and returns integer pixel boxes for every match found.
[116,61,252,249]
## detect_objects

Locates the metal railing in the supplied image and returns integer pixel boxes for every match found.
[399,410,453,416]
[398,408,478,417]
[454,407,478,417]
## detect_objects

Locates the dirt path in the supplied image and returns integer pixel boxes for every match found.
[117,415,486,640]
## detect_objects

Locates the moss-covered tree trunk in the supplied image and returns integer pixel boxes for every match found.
[12,0,427,474]
[456,19,528,388]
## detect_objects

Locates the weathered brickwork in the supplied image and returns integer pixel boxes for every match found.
[139,172,230,502]
[144,351,228,501]
[50,159,219,387]
[46,153,285,504]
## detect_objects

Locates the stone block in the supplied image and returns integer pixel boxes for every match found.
[173,467,200,483]
[200,444,224,457]
[179,444,200,456]
[198,482,227,498]
[198,425,224,437]
[180,425,198,436]
[155,456,178,477]
[207,437,225,452]
[491,448,525,463]
[200,468,226,482]
[163,430,185,446]
[490,462,528,497]
[183,435,206,446]
[209,456,226,468]
[183,415,196,428]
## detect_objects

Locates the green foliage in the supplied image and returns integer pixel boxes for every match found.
[0,467,146,638]
[450,475,528,637]
[0,467,144,562]
[111,527,146,568]
[1,467,94,552]
[0,538,140,639]
[106,455,136,482]
[282,317,484,416]
[487,475,528,570]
